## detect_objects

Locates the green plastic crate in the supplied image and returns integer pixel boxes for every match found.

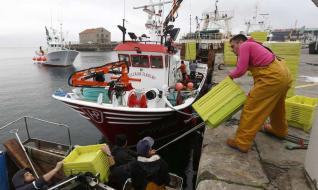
[263,42,301,56]
[192,77,247,128]
[63,144,110,183]
[224,41,237,66]
[250,32,268,43]
[285,96,318,132]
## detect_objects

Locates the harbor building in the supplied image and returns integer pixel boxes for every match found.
[79,27,111,44]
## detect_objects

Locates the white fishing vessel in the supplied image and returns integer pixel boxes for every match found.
[33,24,79,66]
[52,0,208,146]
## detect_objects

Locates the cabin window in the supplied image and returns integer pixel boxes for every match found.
[131,55,149,68]
[118,54,131,66]
[150,56,163,68]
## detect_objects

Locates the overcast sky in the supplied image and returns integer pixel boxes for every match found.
[0,0,317,47]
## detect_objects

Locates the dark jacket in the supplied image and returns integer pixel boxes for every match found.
[107,146,136,189]
[12,168,47,190]
[130,155,170,190]
[111,145,136,167]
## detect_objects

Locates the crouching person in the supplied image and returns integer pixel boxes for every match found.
[12,161,63,190]
[101,135,136,190]
[131,137,170,190]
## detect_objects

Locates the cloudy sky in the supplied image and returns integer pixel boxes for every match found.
[0,0,317,47]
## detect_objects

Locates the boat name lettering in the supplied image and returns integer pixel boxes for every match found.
[81,107,104,124]
[130,72,156,80]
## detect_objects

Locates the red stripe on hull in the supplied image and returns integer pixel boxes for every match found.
[63,102,195,145]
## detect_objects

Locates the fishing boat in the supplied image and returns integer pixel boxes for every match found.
[52,0,208,146]
[0,116,183,190]
[179,0,233,68]
[33,24,79,66]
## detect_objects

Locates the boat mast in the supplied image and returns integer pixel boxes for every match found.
[60,23,64,47]
[133,0,182,43]
[134,0,173,42]
[244,3,270,34]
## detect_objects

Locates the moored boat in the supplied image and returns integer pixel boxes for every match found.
[52,0,208,146]
[0,116,183,190]
[33,24,79,66]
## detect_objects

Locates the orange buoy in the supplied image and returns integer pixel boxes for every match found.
[41,56,47,61]
[32,57,36,61]
[139,93,148,108]
[187,82,194,90]
[128,91,138,107]
[36,57,41,61]
[175,82,183,91]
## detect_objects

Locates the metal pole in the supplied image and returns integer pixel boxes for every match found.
[10,129,39,179]
[66,127,72,147]
[315,35,318,51]
[123,19,125,43]
[47,175,79,190]
[156,122,205,151]
[24,117,31,140]
[190,14,192,33]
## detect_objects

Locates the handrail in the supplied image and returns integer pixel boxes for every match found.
[181,32,223,40]
[0,116,72,147]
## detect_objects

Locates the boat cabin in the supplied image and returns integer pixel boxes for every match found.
[114,41,180,90]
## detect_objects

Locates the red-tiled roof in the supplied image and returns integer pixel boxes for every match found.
[114,42,167,53]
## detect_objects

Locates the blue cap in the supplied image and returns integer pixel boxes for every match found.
[136,137,154,157]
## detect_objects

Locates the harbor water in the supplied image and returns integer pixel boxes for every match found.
[0,47,202,190]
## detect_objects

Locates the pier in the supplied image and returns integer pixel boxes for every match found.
[69,42,119,51]
[196,49,318,189]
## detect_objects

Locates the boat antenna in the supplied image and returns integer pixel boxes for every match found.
[118,0,127,43]
[214,0,219,20]
[124,0,126,20]
[190,14,192,33]
[189,0,192,33]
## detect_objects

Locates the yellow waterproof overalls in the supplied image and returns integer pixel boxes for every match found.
[234,58,292,150]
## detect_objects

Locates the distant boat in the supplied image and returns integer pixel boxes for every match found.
[33,24,79,66]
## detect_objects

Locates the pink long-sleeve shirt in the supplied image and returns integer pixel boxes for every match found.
[229,39,275,79]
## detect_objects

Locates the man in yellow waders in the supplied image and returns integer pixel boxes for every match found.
[227,34,292,153]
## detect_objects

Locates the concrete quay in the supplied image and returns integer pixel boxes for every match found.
[196,49,318,190]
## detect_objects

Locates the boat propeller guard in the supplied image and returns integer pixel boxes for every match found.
[68,61,141,88]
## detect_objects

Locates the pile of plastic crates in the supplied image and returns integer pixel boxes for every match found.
[250,32,268,43]
[63,144,110,183]
[193,77,246,128]
[263,41,301,97]
[285,95,318,132]
[223,40,237,66]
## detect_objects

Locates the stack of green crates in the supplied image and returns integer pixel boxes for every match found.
[285,95,318,132]
[223,40,237,66]
[250,32,268,43]
[63,144,110,183]
[192,77,247,128]
[185,42,197,61]
[263,41,301,97]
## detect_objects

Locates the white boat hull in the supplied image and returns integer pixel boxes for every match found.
[44,50,79,66]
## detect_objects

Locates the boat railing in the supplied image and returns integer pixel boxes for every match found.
[123,40,163,45]
[181,32,223,40]
[0,116,72,151]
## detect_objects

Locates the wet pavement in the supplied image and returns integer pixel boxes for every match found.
[196,49,318,190]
